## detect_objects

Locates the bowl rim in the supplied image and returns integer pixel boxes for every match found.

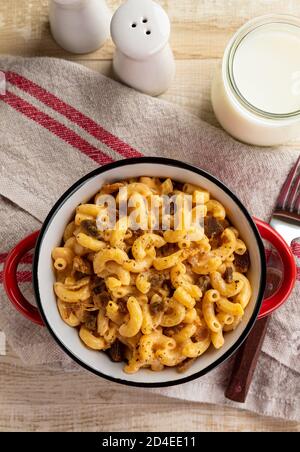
[32,157,266,387]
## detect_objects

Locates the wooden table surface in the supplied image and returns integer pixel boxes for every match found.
[0,0,299,432]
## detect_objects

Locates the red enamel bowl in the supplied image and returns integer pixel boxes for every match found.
[2,158,297,387]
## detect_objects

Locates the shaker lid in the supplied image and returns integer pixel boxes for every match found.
[111,0,171,60]
[52,0,85,8]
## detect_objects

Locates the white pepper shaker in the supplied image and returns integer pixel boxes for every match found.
[111,0,175,96]
[49,0,111,54]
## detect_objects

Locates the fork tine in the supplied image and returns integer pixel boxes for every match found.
[287,171,300,212]
[295,183,300,215]
[276,156,300,211]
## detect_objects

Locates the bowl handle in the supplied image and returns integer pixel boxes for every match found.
[3,219,297,328]
[3,231,44,326]
[254,218,297,319]
[225,218,297,403]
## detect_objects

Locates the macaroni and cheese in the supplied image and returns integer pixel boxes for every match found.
[52,177,251,374]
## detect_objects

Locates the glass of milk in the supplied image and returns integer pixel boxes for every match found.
[211,15,300,146]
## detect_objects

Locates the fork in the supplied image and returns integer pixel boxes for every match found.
[226,155,300,403]
[272,154,300,230]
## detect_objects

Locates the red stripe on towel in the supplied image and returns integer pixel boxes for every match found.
[6,71,143,159]
[0,254,8,264]
[0,91,114,166]
[291,241,300,258]
[0,271,32,283]
[0,253,33,265]
[16,271,32,283]
[291,240,300,282]
[20,254,34,264]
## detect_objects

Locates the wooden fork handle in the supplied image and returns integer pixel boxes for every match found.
[225,317,270,403]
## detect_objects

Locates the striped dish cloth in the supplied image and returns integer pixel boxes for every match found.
[0,56,299,420]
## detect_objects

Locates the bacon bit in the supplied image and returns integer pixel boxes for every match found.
[107,340,126,362]
[117,298,128,314]
[156,243,178,257]
[83,312,97,331]
[172,181,184,191]
[73,271,86,280]
[234,251,250,273]
[92,277,106,294]
[224,267,233,283]
[204,216,225,239]
[125,229,144,246]
[148,272,168,287]
[81,219,99,238]
[149,300,165,315]
[93,291,110,308]
[197,275,211,293]
[91,277,111,307]
[162,279,174,295]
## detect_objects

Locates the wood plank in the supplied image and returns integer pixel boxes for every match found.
[1,0,300,432]
[1,0,300,60]
[0,403,298,432]
[0,345,299,431]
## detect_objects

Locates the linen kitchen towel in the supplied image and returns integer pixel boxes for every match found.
[0,56,299,421]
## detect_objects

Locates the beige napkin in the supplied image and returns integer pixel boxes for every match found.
[0,56,299,421]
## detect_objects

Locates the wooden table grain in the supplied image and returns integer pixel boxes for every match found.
[0,0,299,432]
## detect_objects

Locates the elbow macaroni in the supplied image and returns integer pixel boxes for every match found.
[119,297,143,337]
[52,176,252,374]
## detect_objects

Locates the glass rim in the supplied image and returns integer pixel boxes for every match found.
[224,14,300,120]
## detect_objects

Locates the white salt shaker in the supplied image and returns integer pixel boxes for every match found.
[111,0,175,96]
[49,0,111,54]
